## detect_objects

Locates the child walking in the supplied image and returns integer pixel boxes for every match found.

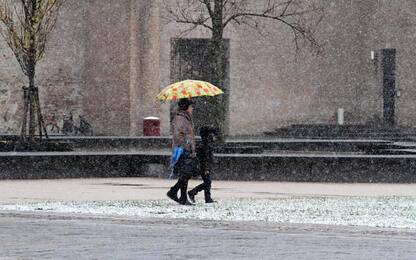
[188,126,222,203]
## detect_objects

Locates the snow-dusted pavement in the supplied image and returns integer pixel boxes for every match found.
[0,177,416,228]
[1,212,416,259]
[1,196,416,229]
[1,177,416,203]
[1,177,416,258]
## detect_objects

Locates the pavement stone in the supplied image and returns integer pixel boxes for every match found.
[1,177,416,203]
[0,212,416,260]
[1,178,416,259]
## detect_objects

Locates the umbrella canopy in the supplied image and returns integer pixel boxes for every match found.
[157,79,224,102]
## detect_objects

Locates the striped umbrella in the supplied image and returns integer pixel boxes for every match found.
[157,79,224,102]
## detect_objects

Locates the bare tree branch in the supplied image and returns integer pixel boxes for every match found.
[0,0,64,139]
[165,0,213,31]
[0,0,63,74]
[164,0,324,52]
[201,0,214,18]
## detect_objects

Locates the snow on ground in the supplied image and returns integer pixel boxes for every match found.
[1,196,416,229]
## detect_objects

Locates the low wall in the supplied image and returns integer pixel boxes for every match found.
[0,151,169,179]
[1,151,416,183]
[0,135,392,152]
[213,154,416,183]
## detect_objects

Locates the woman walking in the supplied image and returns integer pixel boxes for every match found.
[167,98,196,205]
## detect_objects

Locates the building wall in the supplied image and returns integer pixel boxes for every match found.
[159,0,373,135]
[159,0,416,135]
[0,0,160,136]
[365,0,416,127]
[81,0,130,135]
[1,0,416,136]
[82,0,160,136]
[0,37,23,132]
[0,0,88,133]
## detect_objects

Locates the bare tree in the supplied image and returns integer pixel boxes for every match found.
[165,0,324,130]
[0,0,63,141]
[166,0,324,51]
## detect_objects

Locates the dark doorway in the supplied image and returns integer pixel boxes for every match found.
[170,38,230,135]
[381,48,396,127]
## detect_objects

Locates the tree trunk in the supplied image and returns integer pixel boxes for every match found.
[28,1,37,140]
[28,73,36,139]
[207,39,226,131]
[21,61,48,141]
[35,87,48,140]
[207,0,227,132]
[20,86,29,141]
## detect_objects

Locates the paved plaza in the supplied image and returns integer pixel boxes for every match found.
[1,177,416,203]
[1,212,416,259]
[1,178,416,259]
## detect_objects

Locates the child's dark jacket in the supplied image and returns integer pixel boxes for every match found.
[196,141,214,172]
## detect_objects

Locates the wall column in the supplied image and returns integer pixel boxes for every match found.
[129,0,161,136]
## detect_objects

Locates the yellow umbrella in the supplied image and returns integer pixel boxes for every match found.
[157,79,224,102]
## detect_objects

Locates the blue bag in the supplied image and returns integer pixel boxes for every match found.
[168,146,183,179]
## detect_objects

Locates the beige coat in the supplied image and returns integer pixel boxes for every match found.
[172,110,196,153]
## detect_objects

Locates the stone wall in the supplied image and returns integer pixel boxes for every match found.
[159,0,416,135]
[72,0,161,136]
[365,0,416,127]
[0,1,89,134]
[1,0,416,136]
[0,0,161,136]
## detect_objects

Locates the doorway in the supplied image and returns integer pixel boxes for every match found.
[381,48,396,127]
[170,38,230,134]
